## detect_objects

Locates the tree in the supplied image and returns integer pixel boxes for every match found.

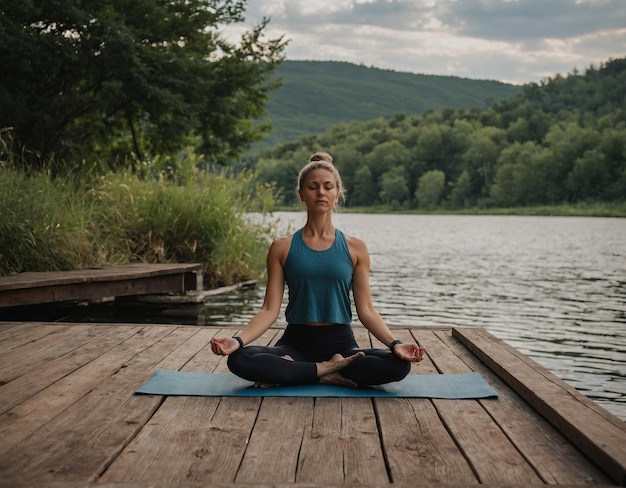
[566,149,611,201]
[0,0,287,167]
[254,157,299,205]
[543,122,600,201]
[449,170,472,208]
[490,141,553,206]
[350,166,378,206]
[415,170,445,209]
[363,139,410,183]
[414,124,444,169]
[461,126,504,194]
[328,145,362,199]
[379,166,409,206]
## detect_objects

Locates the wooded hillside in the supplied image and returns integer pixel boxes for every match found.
[253,58,626,209]
[257,60,521,149]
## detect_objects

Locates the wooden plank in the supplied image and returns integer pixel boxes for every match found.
[103,394,261,484]
[0,263,202,307]
[294,398,345,483]
[379,396,480,485]
[435,399,543,484]
[100,328,276,484]
[339,398,390,484]
[0,324,105,383]
[0,321,28,338]
[0,263,203,290]
[0,274,191,307]
[103,395,222,483]
[374,330,478,484]
[236,397,313,484]
[0,325,209,482]
[0,482,620,488]
[0,324,139,414]
[432,329,612,485]
[0,325,168,456]
[0,483,622,488]
[98,326,230,481]
[297,397,389,485]
[420,329,542,485]
[453,327,626,487]
[0,322,71,354]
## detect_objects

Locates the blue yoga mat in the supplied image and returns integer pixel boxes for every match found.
[136,370,498,399]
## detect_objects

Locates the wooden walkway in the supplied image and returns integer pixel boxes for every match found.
[0,322,624,488]
[0,263,203,308]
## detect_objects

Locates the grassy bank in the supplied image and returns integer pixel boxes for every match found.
[452,202,626,217]
[290,201,626,217]
[0,158,278,287]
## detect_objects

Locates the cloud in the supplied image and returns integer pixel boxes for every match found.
[222,0,626,84]
[442,0,626,41]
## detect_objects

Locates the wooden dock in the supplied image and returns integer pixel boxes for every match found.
[0,263,203,308]
[0,321,624,488]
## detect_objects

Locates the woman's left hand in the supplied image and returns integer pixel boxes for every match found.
[393,343,426,362]
[210,337,240,356]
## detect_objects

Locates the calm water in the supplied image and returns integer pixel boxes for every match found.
[199,212,626,420]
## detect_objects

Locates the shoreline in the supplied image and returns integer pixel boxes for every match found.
[275,202,626,218]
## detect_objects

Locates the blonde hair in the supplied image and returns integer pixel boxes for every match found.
[297,152,346,204]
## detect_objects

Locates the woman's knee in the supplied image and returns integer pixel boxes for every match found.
[226,349,245,375]
[392,358,412,381]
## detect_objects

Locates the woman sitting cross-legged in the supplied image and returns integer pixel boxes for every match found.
[210,151,425,387]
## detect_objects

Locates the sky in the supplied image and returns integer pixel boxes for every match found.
[223,0,626,85]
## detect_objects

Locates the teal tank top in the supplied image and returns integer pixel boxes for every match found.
[284,229,354,325]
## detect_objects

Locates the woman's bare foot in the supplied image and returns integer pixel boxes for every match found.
[319,371,358,387]
[253,382,279,388]
[316,352,364,377]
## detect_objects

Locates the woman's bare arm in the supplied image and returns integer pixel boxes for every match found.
[211,237,289,354]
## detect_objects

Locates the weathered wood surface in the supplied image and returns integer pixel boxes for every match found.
[453,327,626,486]
[0,263,203,307]
[133,279,258,304]
[0,321,623,488]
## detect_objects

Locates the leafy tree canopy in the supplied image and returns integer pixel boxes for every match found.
[0,0,287,167]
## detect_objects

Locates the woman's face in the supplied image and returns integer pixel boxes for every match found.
[299,168,339,211]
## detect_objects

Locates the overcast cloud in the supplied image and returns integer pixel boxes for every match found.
[223,0,626,84]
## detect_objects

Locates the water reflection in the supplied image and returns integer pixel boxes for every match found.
[198,212,626,420]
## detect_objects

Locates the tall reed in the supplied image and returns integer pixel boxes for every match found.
[0,167,95,274]
[0,154,278,287]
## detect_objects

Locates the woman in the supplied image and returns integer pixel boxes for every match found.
[210,152,425,387]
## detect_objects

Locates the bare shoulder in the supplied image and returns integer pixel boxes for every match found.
[271,235,292,251]
[346,235,370,263]
[346,234,368,251]
[268,235,293,263]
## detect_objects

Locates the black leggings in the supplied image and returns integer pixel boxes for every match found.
[227,324,411,387]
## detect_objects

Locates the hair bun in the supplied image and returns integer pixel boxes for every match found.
[309,152,333,164]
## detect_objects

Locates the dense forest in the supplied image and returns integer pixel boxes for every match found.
[252,58,626,209]
[255,60,521,149]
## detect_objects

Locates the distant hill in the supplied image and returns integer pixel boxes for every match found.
[252,57,626,210]
[257,60,522,149]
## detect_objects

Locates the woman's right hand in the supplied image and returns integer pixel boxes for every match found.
[210,337,241,356]
[392,343,426,362]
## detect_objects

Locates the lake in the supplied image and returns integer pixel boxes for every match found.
[198,212,626,421]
